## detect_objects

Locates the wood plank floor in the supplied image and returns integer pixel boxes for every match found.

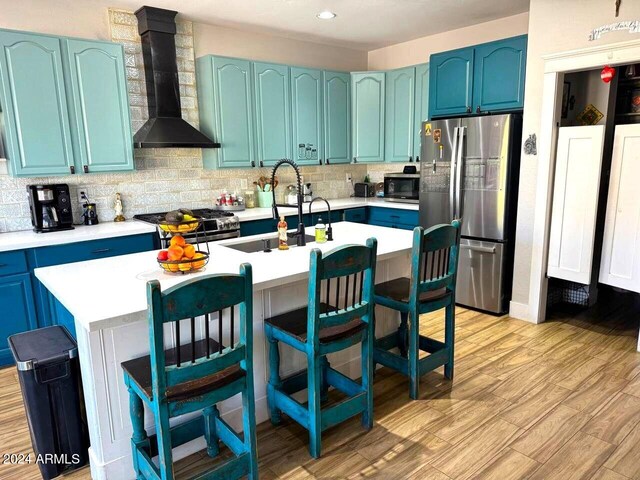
[1,289,639,479]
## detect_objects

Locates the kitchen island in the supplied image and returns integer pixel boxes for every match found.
[34,222,413,480]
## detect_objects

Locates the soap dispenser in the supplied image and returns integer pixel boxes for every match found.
[315,217,327,244]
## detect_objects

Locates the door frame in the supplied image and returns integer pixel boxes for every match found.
[525,39,640,325]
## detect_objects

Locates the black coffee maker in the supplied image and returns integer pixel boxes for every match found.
[27,184,74,233]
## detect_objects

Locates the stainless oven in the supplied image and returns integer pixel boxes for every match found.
[383,173,420,203]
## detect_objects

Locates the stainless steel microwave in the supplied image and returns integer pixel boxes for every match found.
[383,173,420,203]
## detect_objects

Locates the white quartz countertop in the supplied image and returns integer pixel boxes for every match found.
[34,222,413,332]
[0,221,157,253]
[234,197,418,222]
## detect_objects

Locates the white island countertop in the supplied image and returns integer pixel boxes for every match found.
[35,222,413,332]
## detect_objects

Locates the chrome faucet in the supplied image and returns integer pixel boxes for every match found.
[308,197,333,241]
[270,159,306,247]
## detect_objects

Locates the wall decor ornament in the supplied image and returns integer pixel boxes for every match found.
[589,20,640,41]
[601,65,616,83]
[524,134,537,156]
[577,104,604,126]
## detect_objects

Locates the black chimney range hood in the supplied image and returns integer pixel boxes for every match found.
[133,6,219,149]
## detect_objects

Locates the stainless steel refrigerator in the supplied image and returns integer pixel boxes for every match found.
[420,113,522,314]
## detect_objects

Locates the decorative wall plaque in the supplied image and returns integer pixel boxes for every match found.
[589,20,640,41]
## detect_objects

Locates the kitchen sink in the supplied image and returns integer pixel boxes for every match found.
[225,234,315,253]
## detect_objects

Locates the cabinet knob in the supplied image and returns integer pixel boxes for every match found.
[353,157,357,164]
[69,165,75,175]
[416,156,420,163]
[83,165,89,173]
[259,160,264,168]
[251,160,256,168]
[319,158,323,165]
[326,158,330,165]
[409,156,413,163]
[466,106,472,113]
[476,106,481,114]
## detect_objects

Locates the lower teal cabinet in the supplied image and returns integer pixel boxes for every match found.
[291,67,323,165]
[323,71,351,165]
[351,72,385,163]
[65,39,133,173]
[344,207,366,223]
[368,207,419,230]
[0,273,37,366]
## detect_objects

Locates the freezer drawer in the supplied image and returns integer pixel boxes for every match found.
[456,239,505,313]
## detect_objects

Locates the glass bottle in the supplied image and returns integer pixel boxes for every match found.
[277,216,289,250]
[315,217,327,244]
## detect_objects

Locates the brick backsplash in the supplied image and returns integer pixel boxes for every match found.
[0,9,399,233]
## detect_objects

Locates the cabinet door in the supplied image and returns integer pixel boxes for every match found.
[323,71,350,165]
[198,56,255,169]
[413,63,429,161]
[473,36,527,113]
[0,30,74,176]
[547,126,605,284]
[600,125,640,293]
[429,48,473,118]
[0,273,37,366]
[290,67,323,166]
[253,62,291,167]
[351,72,385,163]
[385,67,415,163]
[65,39,134,173]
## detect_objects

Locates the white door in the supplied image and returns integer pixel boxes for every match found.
[599,124,640,293]
[547,125,605,284]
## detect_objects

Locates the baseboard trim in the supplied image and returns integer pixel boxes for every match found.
[509,301,533,322]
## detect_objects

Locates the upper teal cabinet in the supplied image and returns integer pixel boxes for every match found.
[429,47,474,118]
[323,72,351,165]
[0,30,75,176]
[351,72,385,163]
[413,63,429,161]
[290,67,322,166]
[197,56,256,169]
[0,29,134,177]
[429,35,527,119]
[64,39,133,173]
[253,62,291,167]
[473,35,527,113]
[323,71,350,165]
[385,66,415,163]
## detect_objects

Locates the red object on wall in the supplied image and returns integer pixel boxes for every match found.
[601,65,616,83]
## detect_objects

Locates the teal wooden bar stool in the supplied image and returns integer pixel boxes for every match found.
[121,264,258,480]
[264,238,378,458]
[374,221,461,399]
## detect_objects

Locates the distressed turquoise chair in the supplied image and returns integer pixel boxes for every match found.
[374,221,461,399]
[121,264,258,480]
[264,238,378,458]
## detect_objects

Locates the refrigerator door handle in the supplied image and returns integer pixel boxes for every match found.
[460,244,496,254]
[449,127,459,222]
[455,126,466,219]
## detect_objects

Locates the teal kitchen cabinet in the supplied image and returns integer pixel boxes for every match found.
[323,71,350,165]
[0,273,38,366]
[368,207,419,230]
[385,67,415,163]
[344,207,366,223]
[0,30,75,176]
[197,56,256,169]
[351,71,385,163]
[0,29,134,177]
[253,62,291,167]
[472,35,527,113]
[429,47,474,118]
[290,67,323,166]
[64,39,133,173]
[413,63,429,161]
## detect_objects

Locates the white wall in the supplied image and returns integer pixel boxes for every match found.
[513,0,640,308]
[367,12,529,70]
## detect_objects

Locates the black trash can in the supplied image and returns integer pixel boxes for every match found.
[8,326,89,479]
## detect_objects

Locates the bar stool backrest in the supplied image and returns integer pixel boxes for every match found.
[308,238,378,346]
[412,220,462,301]
[146,263,253,403]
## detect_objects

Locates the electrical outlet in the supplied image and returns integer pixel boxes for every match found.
[77,189,88,204]
[346,173,352,183]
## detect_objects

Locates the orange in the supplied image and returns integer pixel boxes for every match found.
[183,244,196,259]
[167,245,184,261]
[192,252,206,269]
[170,235,186,247]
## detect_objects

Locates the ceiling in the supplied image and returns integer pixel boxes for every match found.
[99,0,530,51]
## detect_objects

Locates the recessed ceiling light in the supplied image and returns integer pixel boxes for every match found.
[317,11,337,20]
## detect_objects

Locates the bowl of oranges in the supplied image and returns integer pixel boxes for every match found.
[158,209,202,234]
[157,235,209,273]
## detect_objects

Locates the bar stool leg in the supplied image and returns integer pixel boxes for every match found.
[154,403,174,480]
[203,405,220,457]
[266,332,282,425]
[361,327,374,429]
[308,355,323,458]
[398,312,409,358]
[320,356,330,403]
[242,379,259,480]
[444,302,455,380]
[408,310,420,400]
[127,386,148,478]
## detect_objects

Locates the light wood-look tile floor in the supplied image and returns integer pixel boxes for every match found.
[1,289,639,480]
